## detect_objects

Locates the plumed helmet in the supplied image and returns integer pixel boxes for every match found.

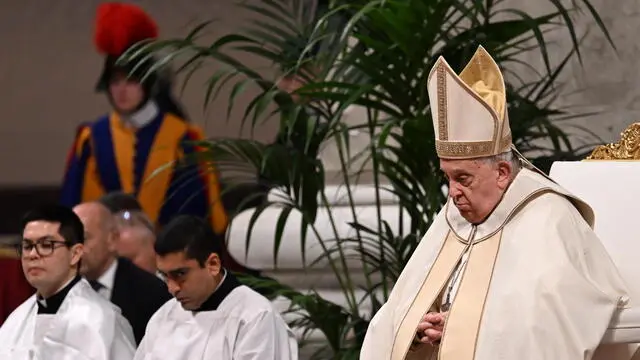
[93,2,162,92]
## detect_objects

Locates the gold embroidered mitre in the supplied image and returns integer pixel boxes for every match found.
[427,46,512,159]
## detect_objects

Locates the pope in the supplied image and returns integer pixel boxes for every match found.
[359,46,629,360]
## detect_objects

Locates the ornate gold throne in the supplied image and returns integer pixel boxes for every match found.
[586,123,640,160]
[550,122,640,360]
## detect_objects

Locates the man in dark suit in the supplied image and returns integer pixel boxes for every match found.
[73,202,171,344]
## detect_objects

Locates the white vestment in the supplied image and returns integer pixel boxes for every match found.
[0,278,136,360]
[360,168,630,360]
[134,285,298,360]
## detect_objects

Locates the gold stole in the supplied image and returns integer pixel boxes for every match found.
[392,230,503,360]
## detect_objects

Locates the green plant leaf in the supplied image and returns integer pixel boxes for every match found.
[136,0,614,355]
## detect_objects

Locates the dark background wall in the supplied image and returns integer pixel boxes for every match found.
[0,0,637,234]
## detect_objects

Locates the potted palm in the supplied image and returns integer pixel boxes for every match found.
[124,0,612,357]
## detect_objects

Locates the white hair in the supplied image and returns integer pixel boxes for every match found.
[478,150,522,176]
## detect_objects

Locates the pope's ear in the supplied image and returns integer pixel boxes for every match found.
[496,161,513,189]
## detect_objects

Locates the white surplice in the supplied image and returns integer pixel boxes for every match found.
[0,278,136,360]
[134,285,298,360]
[360,168,630,360]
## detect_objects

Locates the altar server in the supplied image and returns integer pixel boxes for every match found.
[134,215,298,360]
[360,46,629,360]
[0,205,136,360]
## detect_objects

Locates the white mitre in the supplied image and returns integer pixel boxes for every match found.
[427,46,512,159]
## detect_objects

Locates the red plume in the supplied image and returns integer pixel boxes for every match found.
[94,2,159,56]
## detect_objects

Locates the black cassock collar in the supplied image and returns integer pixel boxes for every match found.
[37,275,81,314]
[194,270,241,312]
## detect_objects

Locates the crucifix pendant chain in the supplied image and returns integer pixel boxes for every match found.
[442,255,468,312]
[442,227,477,312]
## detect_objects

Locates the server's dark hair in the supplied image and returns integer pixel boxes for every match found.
[21,204,84,245]
[155,215,222,266]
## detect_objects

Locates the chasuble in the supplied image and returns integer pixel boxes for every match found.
[359,168,629,360]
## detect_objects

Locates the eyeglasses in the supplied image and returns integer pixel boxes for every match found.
[17,239,69,257]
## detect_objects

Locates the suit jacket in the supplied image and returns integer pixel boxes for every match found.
[111,257,171,345]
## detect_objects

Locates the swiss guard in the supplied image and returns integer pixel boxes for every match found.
[60,2,254,274]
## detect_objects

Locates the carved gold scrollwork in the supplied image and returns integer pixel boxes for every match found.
[586,123,640,160]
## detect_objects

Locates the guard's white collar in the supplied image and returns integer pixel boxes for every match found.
[121,101,159,128]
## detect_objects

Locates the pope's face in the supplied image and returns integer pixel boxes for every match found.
[21,221,82,297]
[156,251,221,310]
[440,157,512,224]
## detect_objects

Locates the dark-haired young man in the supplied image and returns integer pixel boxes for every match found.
[0,205,136,360]
[134,215,298,360]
